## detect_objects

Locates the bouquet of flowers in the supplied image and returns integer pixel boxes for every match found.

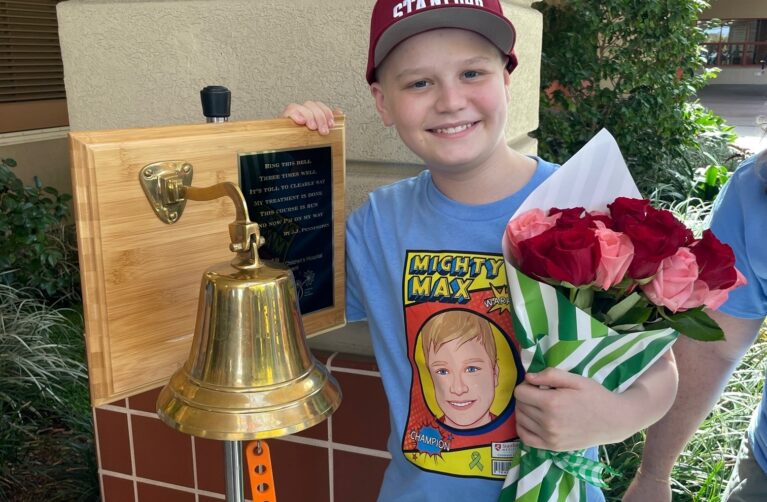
[498,131,745,502]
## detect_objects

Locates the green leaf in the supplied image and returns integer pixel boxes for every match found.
[655,308,725,341]
[611,305,652,328]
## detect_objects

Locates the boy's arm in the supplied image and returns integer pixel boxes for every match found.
[622,311,764,502]
[513,348,678,452]
[282,101,338,135]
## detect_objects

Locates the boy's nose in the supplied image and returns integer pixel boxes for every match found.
[434,83,467,113]
[450,373,469,395]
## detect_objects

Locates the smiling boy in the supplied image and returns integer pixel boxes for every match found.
[283,1,678,500]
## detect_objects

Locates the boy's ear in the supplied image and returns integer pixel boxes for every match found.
[503,70,511,103]
[370,82,394,127]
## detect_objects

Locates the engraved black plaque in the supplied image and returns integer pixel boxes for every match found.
[239,146,334,315]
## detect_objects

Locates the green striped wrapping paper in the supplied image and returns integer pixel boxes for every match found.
[499,265,678,502]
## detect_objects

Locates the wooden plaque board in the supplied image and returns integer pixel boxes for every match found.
[70,118,346,406]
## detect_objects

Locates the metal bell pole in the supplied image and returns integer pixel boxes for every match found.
[201,85,243,502]
[224,441,244,502]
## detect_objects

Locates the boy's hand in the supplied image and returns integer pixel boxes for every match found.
[282,101,339,136]
[513,368,624,451]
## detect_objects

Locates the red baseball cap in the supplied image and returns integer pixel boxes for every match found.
[366,0,518,84]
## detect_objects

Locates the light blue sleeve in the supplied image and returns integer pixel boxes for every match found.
[709,156,767,319]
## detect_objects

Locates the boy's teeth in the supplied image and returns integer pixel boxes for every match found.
[435,123,471,135]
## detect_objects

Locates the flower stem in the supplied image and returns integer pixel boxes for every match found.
[573,287,594,312]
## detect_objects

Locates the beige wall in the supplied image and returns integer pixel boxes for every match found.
[57,0,540,162]
[2,0,542,207]
[55,0,541,212]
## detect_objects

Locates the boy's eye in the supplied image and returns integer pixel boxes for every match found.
[465,366,480,373]
[434,368,448,376]
[410,80,429,89]
[463,70,481,79]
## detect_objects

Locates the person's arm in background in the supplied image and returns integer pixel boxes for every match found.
[622,311,764,501]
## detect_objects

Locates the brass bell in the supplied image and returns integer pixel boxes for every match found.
[153,178,342,441]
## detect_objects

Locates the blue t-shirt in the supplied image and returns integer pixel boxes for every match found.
[710,153,767,472]
[345,158,605,501]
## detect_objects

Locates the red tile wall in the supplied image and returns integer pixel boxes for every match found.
[93,352,389,501]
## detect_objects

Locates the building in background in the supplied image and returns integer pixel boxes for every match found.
[0,0,68,133]
[700,0,767,85]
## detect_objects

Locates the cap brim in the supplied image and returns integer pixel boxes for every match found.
[374,8,516,68]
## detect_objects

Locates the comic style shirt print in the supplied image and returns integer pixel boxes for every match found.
[401,250,523,480]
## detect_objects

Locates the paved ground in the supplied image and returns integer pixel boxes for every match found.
[697,84,767,153]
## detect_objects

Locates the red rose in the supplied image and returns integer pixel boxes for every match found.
[551,207,614,230]
[608,197,652,231]
[622,208,694,279]
[551,207,590,228]
[588,211,615,230]
[689,230,738,290]
[518,226,602,285]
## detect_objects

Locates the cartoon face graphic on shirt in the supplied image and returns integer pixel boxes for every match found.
[421,310,500,429]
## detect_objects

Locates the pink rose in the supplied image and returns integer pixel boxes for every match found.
[505,209,561,262]
[680,268,748,311]
[641,247,699,313]
[593,224,634,290]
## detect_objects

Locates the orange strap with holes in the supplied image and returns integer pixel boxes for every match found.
[245,440,277,502]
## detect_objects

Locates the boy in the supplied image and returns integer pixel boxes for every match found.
[284,1,678,500]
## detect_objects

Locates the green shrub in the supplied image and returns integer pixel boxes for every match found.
[0,158,80,304]
[532,0,736,201]
[649,104,743,204]
[0,158,95,500]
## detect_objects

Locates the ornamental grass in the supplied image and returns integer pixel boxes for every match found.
[0,285,97,501]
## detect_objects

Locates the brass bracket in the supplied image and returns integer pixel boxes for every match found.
[139,161,194,224]
[139,161,263,269]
